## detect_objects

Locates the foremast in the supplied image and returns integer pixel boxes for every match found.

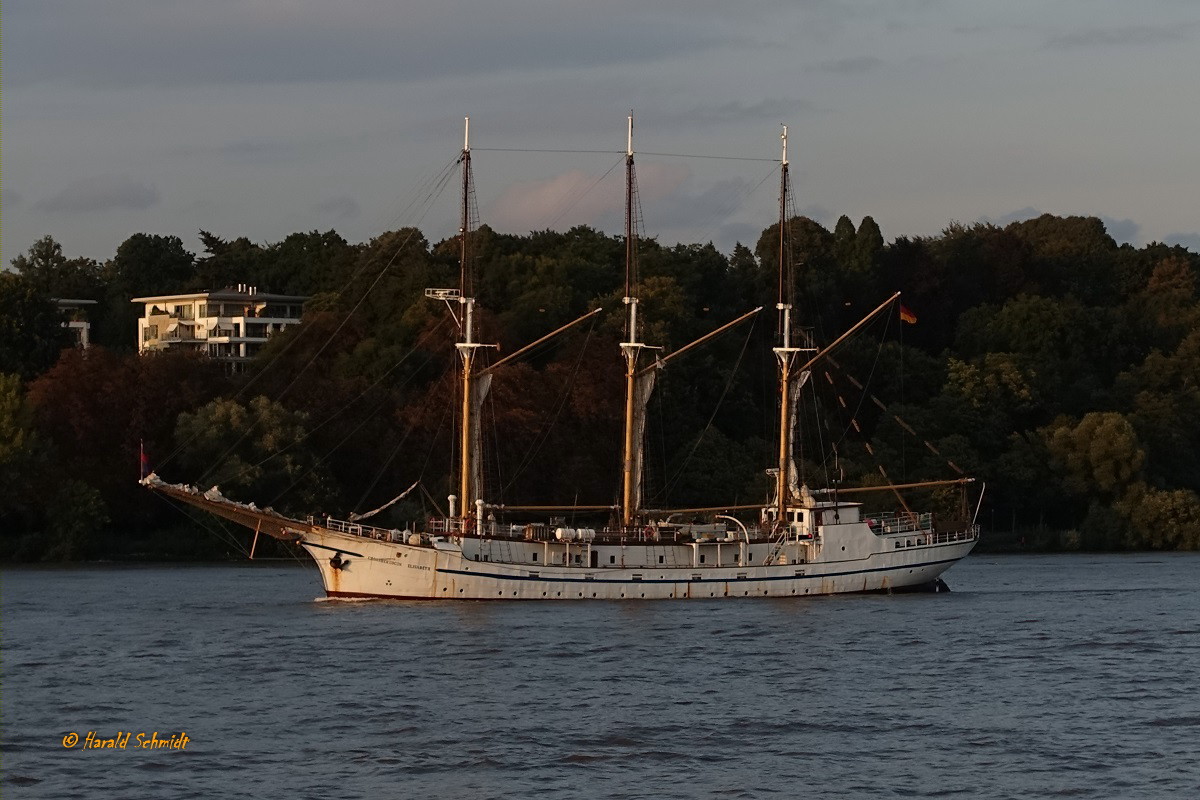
[429,117,495,528]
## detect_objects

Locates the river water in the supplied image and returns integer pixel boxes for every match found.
[3,554,1199,798]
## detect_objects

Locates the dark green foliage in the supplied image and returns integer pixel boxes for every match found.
[0,276,69,378]
[3,212,1199,559]
[10,235,104,298]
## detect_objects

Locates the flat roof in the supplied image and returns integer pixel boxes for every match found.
[132,288,308,303]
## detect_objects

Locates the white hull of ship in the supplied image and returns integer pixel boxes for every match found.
[301,527,977,601]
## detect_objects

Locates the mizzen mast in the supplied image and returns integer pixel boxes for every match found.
[772,125,812,528]
[457,117,479,524]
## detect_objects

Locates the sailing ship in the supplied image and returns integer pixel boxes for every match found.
[144,118,980,600]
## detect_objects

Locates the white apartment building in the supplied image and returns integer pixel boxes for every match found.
[133,285,306,366]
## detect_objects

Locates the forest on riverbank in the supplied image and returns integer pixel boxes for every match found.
[2,212,1199,561]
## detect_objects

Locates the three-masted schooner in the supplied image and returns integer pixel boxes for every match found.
[144,118,979,600]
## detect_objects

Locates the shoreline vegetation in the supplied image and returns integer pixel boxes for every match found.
[3,214,1199,562]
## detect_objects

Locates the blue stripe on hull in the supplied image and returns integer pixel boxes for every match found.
[436,555,963,585]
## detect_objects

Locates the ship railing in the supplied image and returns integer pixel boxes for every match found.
[316,516,406,542]
[929,524,980,545]
[427,519,764,545]
[865,511,934,536]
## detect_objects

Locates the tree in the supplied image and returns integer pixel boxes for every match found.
[93,234,196,350]
[1114,483,1200,550]
[0,276,68,378]
[0,373,37,537]
[9,235,103,298]
[173,396,336,513]
[1043,412,1145,498]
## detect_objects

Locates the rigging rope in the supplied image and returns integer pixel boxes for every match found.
[546,156,625,231]
[659,316,758,499]
[157,155,461,475]
[197,222,437,487]
[499,316,599,494]
[220,317,451,489]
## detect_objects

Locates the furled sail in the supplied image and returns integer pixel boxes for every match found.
[629,370,657,512]
[348,480,420,521]
[470,371,493,503]
[787,370,811,499]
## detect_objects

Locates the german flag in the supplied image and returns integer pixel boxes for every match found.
[899,304,918,325]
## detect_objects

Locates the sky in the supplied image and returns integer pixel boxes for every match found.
[5,0,1200,269]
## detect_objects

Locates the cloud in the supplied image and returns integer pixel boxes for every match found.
[717,222,762,250]
[812,56,884,74]
[36,176,160,214]
[1164,232,1200,252]
[654,98,816,128]
[313,196,361,221]
[978,207,1044,226]
[169,138,309,165]
[5,1,737,89]
[1100,216,1139,245]
[798,203,835,227]
[1045,24,1194,50]
[167,131,370,166]
[487,163,689,234]
[2,189,21,208]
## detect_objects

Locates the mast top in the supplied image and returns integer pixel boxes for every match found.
[464,116,470,153]
[780,124,788,167]
[627,113,634,158]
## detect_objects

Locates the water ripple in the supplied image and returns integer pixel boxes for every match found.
[4,554,1200,798]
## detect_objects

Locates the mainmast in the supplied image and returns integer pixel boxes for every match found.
[773,125,804,528]
[620,115,645,528]
[450,117,494,527]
